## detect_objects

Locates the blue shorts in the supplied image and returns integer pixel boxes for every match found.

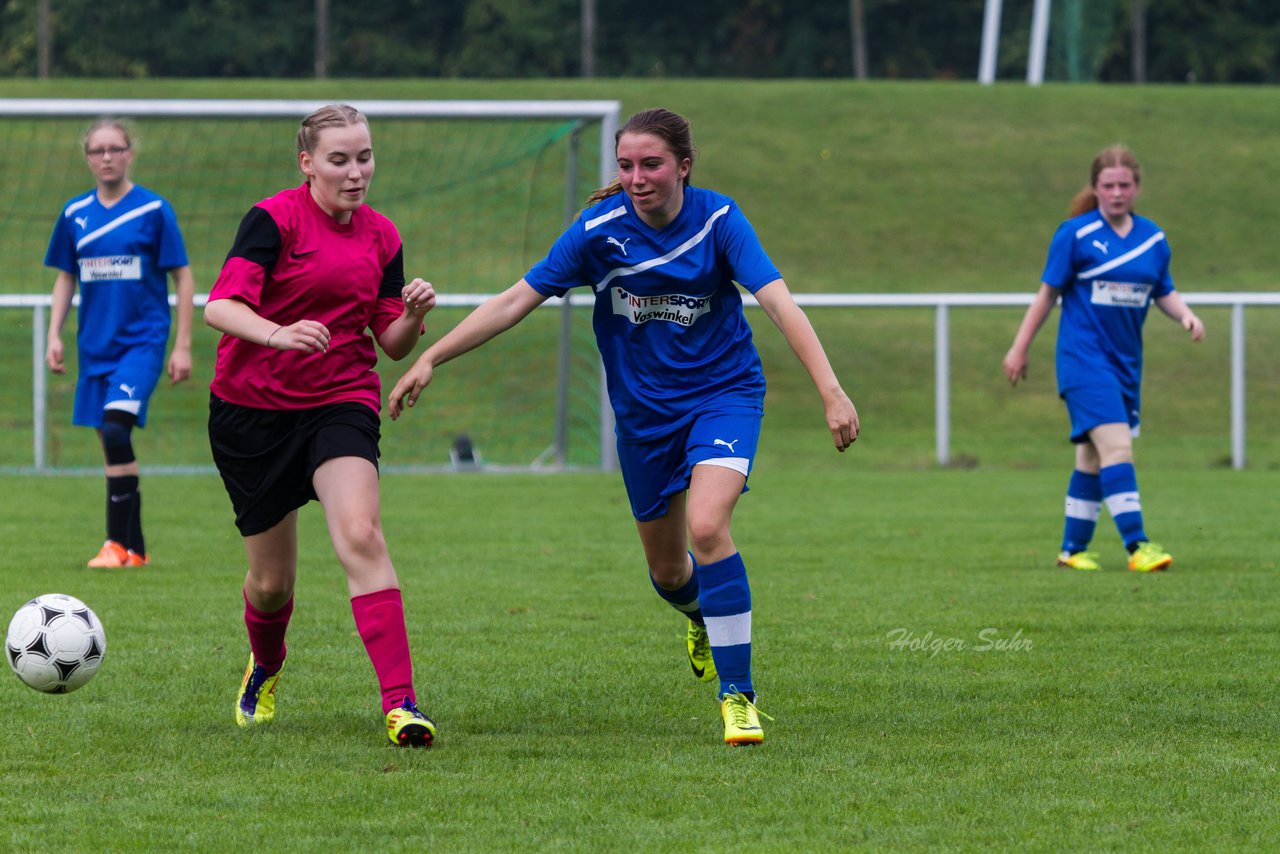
[617,405,762,522]
[72,349,165,428]
[1062,386,1140,444]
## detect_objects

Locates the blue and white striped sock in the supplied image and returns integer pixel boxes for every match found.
[649,552,703,625]
[697,552,753,698]
[1062,469,1102,553]
[1100,462,1147,550]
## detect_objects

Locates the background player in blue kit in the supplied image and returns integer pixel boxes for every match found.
[389,108,859,745]
[1003,144,1204,573]
[44,118,196,568]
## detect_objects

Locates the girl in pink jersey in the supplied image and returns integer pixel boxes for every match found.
[204,104,439,746]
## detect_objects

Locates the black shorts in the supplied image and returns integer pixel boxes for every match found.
[208,395,381,536]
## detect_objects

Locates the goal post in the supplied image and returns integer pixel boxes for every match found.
[0,98,620,474]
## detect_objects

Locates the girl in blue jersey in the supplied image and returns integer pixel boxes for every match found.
[389,108,859,745]
[44,118,196,569]
[1003,144,1203,573]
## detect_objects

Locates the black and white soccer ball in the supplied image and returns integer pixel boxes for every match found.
[5,594,107,693]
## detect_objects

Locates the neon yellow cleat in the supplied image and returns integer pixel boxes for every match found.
[1057,550,1101,571]
[720,686,772,747]
[1129,542,1172,573]
[87,540,128,568]
[687,620,716,683]
[386,697,436,747]
[235,655,282,728]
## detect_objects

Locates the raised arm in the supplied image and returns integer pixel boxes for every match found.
[376,278,437,361]
[753,278,859,451]
[1003,283,1061,386]
[1154,291,1205,342]
[388,279,549,420]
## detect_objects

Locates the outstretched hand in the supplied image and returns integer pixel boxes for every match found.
[388,357,434,421]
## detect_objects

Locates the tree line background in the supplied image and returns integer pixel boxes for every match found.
[0,0,1276,82]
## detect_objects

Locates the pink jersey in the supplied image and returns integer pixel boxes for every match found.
[209,183,406,412]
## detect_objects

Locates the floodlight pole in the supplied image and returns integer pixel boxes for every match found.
[978,0,1002,84]
[581,0,597,77]
[37,0,52,78]
[1027,0,1052,85]
[315,0,330,79]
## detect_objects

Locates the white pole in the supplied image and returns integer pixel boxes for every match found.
[1231,302,1245,470]
[979,0,1003,84]
[598,105,620,471]
[1027,0,1052,85]
[935,304,950,466]
[33,305,47,471]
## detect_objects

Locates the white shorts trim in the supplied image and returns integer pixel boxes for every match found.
[694,457,750,477]
[104,399,143,415]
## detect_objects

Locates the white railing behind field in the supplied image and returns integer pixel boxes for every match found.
[6,291,1279,472]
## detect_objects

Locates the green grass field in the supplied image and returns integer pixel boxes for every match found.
[1,79,1278,470]
[2,469,1278,851]
[1,78,1278,850]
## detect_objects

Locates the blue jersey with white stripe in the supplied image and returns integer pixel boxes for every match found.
[525,185,780,441]
[44,186,189,375]
[1041,210,1174,398]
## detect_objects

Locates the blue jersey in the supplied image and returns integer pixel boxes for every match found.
[1041,210,1174,398]
[44,186,189,376]
[525,185,780,441]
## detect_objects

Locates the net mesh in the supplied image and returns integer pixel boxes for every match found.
[0,108,608,472]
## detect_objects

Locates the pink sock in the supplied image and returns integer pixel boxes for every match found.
[351,587,416,713]
[243,590,292,675]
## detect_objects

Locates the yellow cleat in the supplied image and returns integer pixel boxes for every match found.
[1129,542,1173,573]
[721,686,772,747]
[235,654,282,727]
[386,697,436,747]
[687,620,716,683]
[1057,550,1101,571]
[87,540,129,568]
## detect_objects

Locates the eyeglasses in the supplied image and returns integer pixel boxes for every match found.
[86,146,130,159]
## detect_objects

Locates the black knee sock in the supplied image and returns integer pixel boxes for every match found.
[106,475,139,548]
[128,489,145,556]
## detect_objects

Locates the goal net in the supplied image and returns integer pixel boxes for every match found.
[0,99,620,473]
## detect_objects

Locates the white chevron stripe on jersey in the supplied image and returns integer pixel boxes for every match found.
[76,200,164,252]
[583,204,627,231]
[64,196,95,218]
[592,204,731,292]
[1074,219,1104,240]
[1077,231,1165,280]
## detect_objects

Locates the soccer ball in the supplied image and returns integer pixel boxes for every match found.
[5,594,107,693]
